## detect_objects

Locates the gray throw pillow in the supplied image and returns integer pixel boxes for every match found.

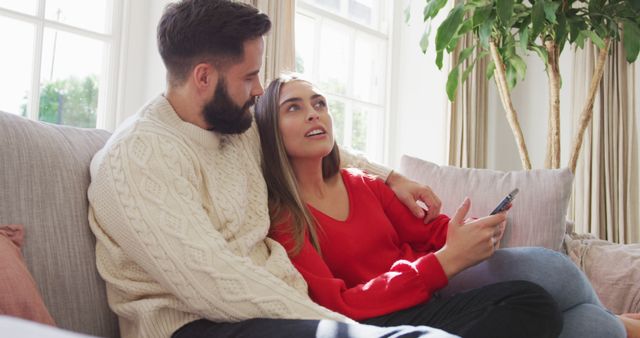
[399,155,573,251]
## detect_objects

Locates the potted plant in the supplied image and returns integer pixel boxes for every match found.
[417,0,640,171]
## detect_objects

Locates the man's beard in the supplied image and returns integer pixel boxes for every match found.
[203,78,255,135]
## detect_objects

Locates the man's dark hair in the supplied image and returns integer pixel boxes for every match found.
[157,0,271,86]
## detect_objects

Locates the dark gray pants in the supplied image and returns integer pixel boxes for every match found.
[172,280,562,338]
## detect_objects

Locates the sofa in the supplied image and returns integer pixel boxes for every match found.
[0,111,117,337]
[0,110,638,337]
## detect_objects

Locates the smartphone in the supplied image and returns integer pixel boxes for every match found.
[490,188,519,215]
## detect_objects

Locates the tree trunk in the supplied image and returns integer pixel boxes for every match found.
[545,40,561,169]
[568,38,611,173]
[489,40,532,170]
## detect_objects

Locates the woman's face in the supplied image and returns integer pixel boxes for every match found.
[277,80,335,160]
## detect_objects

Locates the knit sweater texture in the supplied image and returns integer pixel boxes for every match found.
[87,96,390,338]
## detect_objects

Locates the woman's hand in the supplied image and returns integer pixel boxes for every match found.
[386,171,442,223]
[435,197,507,279]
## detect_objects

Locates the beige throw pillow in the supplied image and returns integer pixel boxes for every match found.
[0,224,56,326]
[399,155,573,251]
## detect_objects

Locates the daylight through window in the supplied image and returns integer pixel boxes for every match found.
[0,0,123,128]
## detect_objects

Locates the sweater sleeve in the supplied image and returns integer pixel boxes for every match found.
[367,175,449,252]
[271,229,447,320]
[339,147,392,181]
[88,132,351,323]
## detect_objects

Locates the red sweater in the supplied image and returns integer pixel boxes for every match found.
[270,168,451,320]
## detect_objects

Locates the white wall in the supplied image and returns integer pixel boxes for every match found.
[488,50,574,171]
[116,0,170,126]
[385,0,449,168]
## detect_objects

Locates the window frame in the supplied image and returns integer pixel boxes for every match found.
[295,0,392,162]
[0,0,126,130]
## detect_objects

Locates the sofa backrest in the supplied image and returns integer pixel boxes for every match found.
[0,111,118,337]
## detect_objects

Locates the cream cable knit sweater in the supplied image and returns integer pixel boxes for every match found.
[88,96,391,338]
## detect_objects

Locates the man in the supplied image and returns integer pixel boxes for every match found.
[88,1,452,337]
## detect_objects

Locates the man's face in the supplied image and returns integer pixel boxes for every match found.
[203,76,255,134]
[203,37,264,134]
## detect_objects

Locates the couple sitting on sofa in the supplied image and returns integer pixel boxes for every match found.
[86,0,640,337]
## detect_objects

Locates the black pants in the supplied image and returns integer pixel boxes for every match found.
[364,280,563,338]
[173,280,562,338]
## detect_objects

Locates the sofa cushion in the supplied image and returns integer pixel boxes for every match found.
[565,232,640,313]
[0,112,117,337]
[399,155,573,251]
[0,224,55,326]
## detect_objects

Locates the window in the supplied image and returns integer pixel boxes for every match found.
[295,0,391,162]
[0,0,124,129]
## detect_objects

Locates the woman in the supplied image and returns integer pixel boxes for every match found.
[255,74,636,338]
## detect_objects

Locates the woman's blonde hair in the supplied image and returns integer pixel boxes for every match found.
[254,74,340,255]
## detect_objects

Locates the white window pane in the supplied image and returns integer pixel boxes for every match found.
[348,0,375,26]
[353,33,386,104]
[311,0,340,13]
[351,106,368,152]
[295,13,316,77]
[353,105,382,161]
[328,98,345,146]
[39,28,104,127]
[0,16,34,116]
[0,0,37,15]
[318,22,350,96]
[45,0,113,33]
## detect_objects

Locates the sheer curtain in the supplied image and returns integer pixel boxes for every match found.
[570,41,639,244]
[244,0,296,85]
[446,32,488,168]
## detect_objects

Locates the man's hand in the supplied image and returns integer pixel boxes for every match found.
[386,171,442,223]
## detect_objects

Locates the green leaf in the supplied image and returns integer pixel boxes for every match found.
[569,21,580,43]
[575,31,586,49]
[585,30,606,49]
[446,66,460,101]
[608,19,620,40]
[461,63,476,85]
[436,50,444,69]
[479,18,494,48]
[497,0,514,24]
[436,4,465,51]
[457,45,476,66]
[420,24,433,53]
[543,1,559,24]
[447,34,462,52]
[486,60,496,79]
[531,0,545,38]
[472,6,492,28]
[404,4,411,23]
[622,19,640,62]
[567,17,587,43]
[506,64,517,90]
[510,54,527,80]
[556,13,568,50]
[424,0,449,21]
[589,0,606,13]
[458,19,474,36]
[465,0,493,9]
[519,27,529,51]
[530,44,549,66]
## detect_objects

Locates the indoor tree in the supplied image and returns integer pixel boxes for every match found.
[417,0,640,171]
